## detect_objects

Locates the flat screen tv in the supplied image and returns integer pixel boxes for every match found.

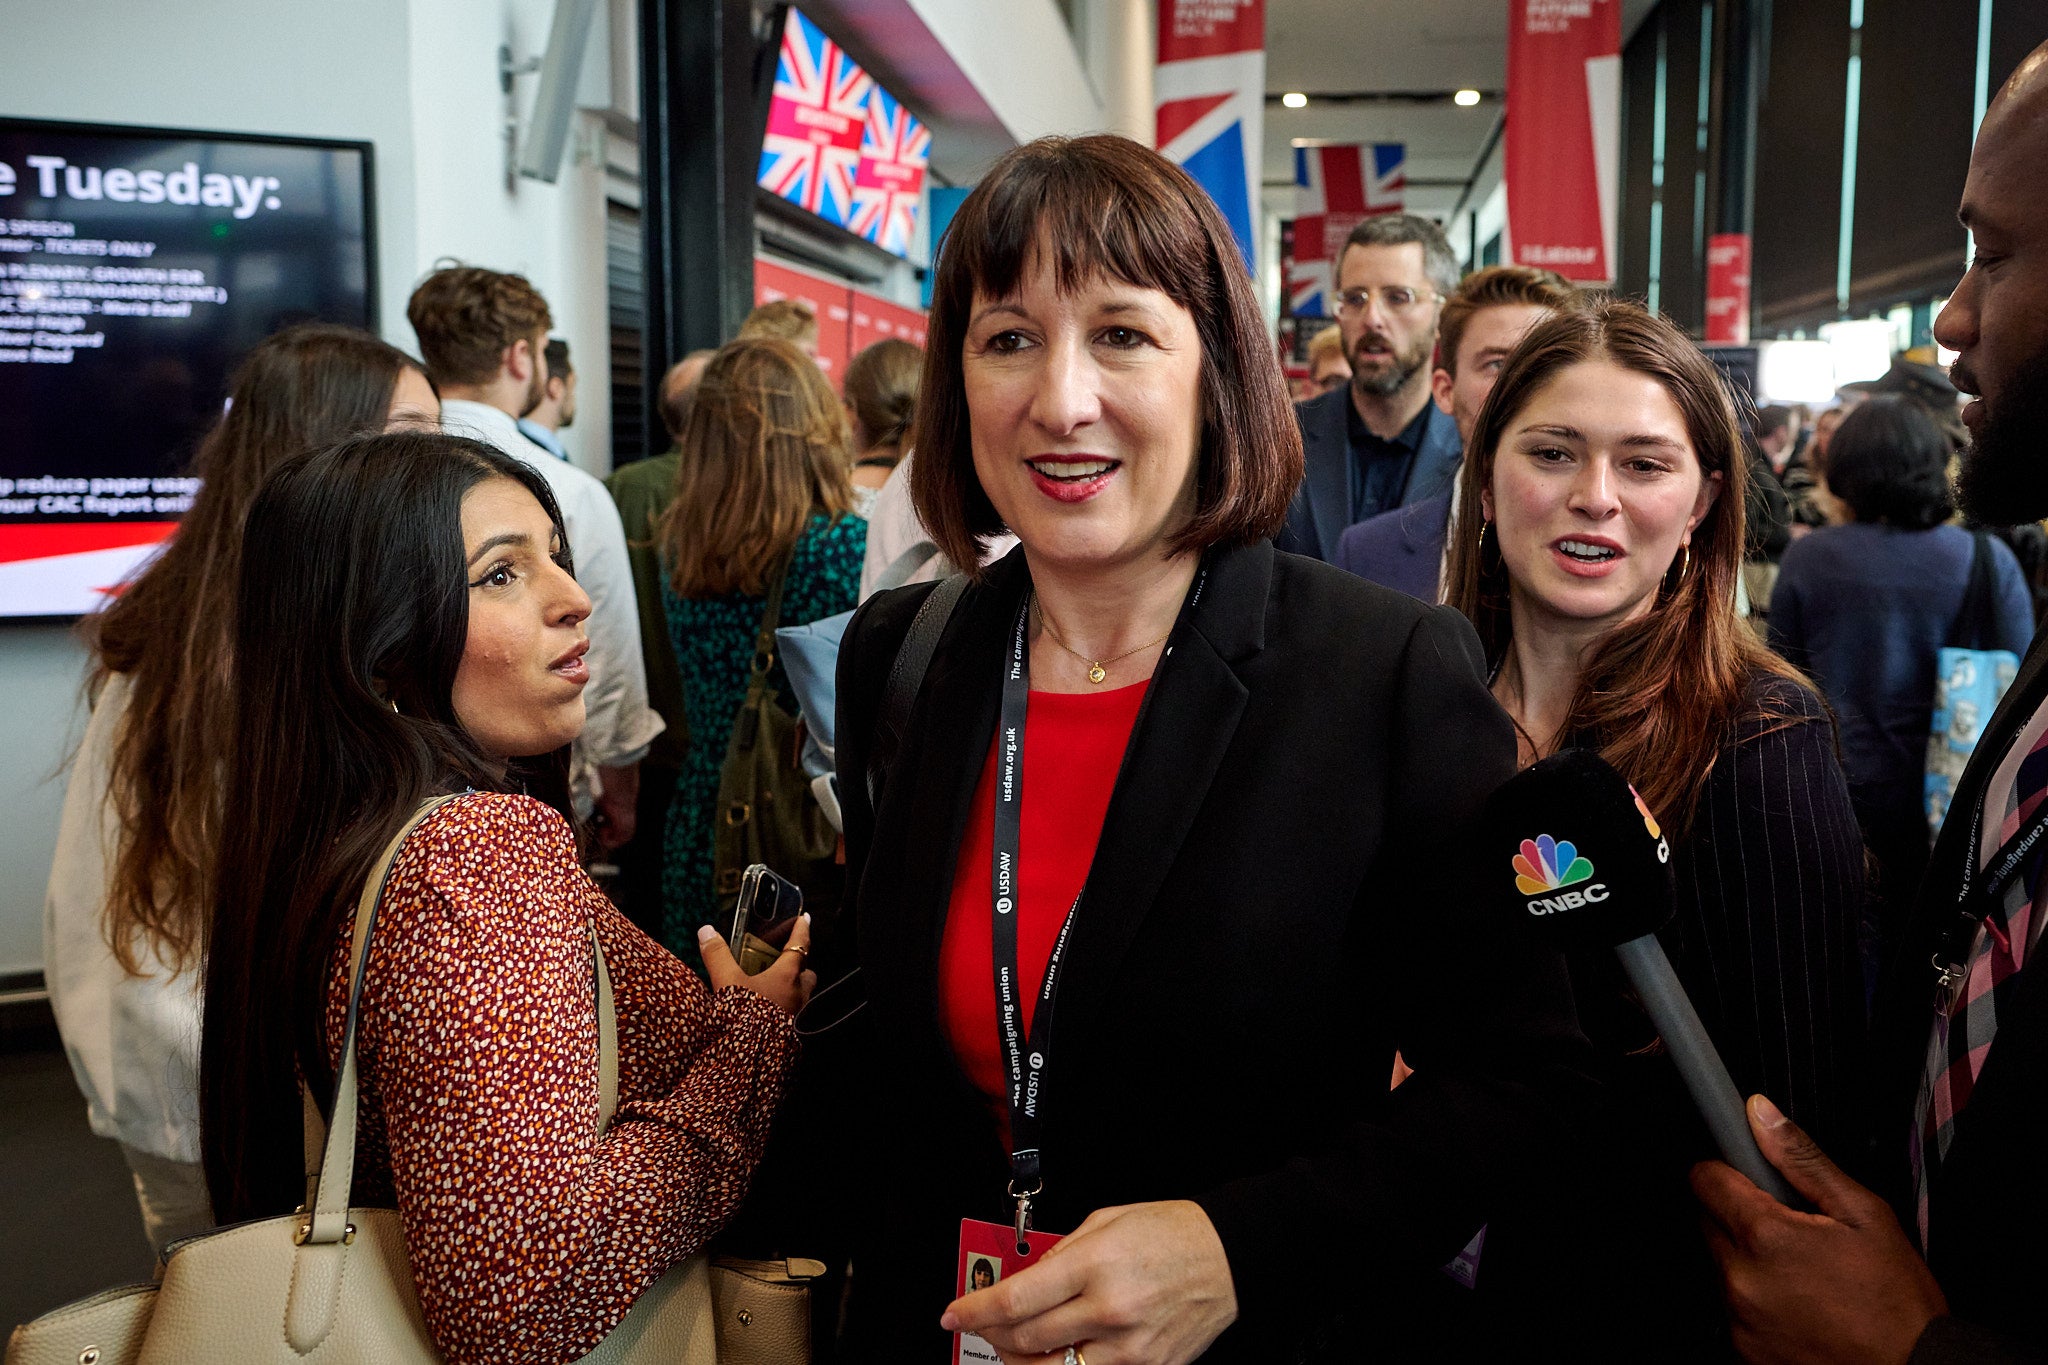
[758,6,931,260]
[0,118,375,620]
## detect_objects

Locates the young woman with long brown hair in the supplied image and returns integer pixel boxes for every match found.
[1443,298,1866,1356]
[653,337,865,960]
[43,324,437,1252]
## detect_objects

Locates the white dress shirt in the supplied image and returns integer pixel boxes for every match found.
[857,452,1019,600]
[442,399,664,811]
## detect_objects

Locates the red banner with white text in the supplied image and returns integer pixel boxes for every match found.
[1505,0,1622,282]
[753,257,926,391]
[1704,234,1753,344]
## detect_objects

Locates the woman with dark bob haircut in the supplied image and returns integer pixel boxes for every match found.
[1772,394,2033,983]
[830,133,1591,1362]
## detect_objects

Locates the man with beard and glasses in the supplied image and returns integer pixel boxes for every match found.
[409,265,663,847]
[1276,214,1462,561]
[1332,264,1576,601]
[1691,42,2048,1365]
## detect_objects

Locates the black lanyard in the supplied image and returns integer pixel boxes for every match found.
[990,570,1206,1252]
[1935,793,2048,1013]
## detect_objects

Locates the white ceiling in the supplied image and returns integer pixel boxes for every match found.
[797,0,1660,217]
[1263,0,1659,218]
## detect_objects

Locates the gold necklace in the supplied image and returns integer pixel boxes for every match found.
[1034,600,1171,684]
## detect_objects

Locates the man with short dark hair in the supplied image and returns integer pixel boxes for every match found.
[1333,264,1576,600]
[518,337,577,462]
[409,265,662,846]
[1693,42,2048,1363]
[1754,404,1799,478]
[1276,213,1464,561]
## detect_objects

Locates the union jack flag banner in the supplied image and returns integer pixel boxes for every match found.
[849,87,930,257]
[1155,0,1265,271]
[1295,143,1405,218]
[1287,144,1405,316]
[759,7,872,229]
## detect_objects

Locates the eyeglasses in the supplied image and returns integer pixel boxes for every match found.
[1334,286,1438,317]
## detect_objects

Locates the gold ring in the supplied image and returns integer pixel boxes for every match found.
[784,943,808,957]
[1063,1349,1087,1365]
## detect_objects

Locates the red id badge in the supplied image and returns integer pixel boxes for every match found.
[954,1217,1064,1364]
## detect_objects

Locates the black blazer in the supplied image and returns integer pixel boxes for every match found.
[1866,624,2048,1363]
[832,539,1593,1360]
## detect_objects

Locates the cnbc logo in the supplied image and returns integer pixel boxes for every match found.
[1630,784,1672,864]
[1514,835,1608,915]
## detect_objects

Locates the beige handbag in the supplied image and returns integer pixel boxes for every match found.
[8,797,818,1365]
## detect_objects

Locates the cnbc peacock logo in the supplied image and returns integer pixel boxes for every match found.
[1513,835,1609,916]
[1629,784,1673,864]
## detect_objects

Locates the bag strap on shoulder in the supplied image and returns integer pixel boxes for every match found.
[301,793,460,1244]
[1950,531,2002,652]
[303,793,627,1237]
[866,574,968,809]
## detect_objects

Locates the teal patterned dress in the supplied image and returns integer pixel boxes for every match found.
[659,512,866,965]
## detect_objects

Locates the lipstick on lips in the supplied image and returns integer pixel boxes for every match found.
[1549,535,1625,579]
[550,637,591,685]
[1025,456,1121,504]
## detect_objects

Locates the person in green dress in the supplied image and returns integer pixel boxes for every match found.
[654,338,868,964]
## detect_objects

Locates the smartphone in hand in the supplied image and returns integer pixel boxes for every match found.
[730,864,804,974]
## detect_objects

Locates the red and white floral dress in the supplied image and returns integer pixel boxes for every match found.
[321,792,797,1365]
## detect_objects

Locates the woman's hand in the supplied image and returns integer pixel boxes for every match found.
[939,1201,1238,1365]
[697,913,816,1017]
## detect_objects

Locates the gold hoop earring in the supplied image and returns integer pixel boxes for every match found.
[1664,542,1692,595]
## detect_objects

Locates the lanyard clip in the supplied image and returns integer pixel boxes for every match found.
[1008,1178,1041,1257]
[1934,955,1970,1017]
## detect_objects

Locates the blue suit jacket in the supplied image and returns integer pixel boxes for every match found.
[1332,490,1453,603]
[1276,388,1462,561]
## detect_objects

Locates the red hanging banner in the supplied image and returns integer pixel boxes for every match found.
[1505,0,1622,282]
[1704,233,1753,344]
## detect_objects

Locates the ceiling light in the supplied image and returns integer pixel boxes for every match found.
[1282,92,1308,108]
[1454,88,1482,107]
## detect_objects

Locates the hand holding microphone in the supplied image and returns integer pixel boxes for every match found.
[1482,748,1798,1206]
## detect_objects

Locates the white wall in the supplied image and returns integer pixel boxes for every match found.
[911,0,1104,147]
[403,0,615,475]
[0,626,90,975]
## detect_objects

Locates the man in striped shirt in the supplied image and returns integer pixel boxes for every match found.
[1692,40,2048,1365]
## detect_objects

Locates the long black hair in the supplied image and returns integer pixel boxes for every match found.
[201,430,572,1223]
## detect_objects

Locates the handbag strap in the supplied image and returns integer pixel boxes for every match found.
[752,546,798,666]
[302,793,460,1245]
[865,573,968,808]
[302,793,627,1240]
[594,928,620,1133]
[873,540,943,593]
[1949,531,2001,652]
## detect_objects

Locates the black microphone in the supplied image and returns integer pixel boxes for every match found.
[1483,748,1798,1205]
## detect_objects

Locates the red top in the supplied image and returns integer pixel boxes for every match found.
[939,681,1149,1136]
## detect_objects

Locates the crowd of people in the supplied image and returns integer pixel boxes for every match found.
[29,37,2048,1365]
